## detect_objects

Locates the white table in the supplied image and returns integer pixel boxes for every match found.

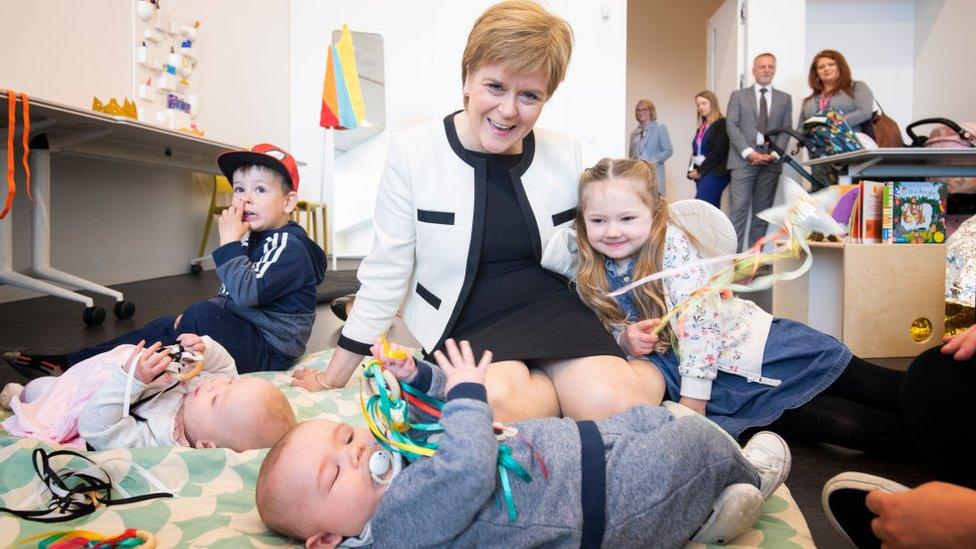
[805,148,976,180]
[0,89,239,324]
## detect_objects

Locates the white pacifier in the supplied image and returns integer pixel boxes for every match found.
[368,449,403,485]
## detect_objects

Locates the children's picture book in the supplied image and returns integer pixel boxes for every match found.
[860,181,886,243]
[882,181,948,244]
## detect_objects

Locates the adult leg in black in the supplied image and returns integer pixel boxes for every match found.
[901,345,976,488]
[758,356,910,455]
[823,355,905,417]
[764,394,912,456]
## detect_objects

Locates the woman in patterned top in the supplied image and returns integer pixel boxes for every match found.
[547,157,909,454]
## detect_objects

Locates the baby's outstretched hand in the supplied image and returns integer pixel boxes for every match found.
[176,333,206,354]
[370,337,417,382]
[126,341,173,385]
[433,339,492,396]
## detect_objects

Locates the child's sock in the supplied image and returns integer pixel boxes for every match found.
[2,352,68,379]
[0,382,24,409]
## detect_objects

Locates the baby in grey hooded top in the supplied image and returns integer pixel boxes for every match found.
[256,343,764,548]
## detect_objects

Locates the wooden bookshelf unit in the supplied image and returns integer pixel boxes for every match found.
[772,241,946,358]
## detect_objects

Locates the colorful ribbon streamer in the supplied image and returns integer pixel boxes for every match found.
[611,179,845,338]
[358,360,534,521]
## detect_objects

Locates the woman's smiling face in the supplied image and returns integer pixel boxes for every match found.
[461,62,549,154]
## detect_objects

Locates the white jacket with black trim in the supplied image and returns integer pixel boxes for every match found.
[339,113,583,354]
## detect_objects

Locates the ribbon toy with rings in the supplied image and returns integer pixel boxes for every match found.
[359,359,544,522]
[12,528,157,548]
[121,343,206,421]
[610,178,845,338]
[3,89,32,220]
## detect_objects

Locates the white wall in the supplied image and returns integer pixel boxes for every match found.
[806,0,915,138]
[627,0,724,203]
[913,0,976,123]
[0,0,290,303]
[708,0,742,105]
[290,0,629,256]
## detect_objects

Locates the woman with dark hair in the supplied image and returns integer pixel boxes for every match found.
[687,90,730,208]
[799,49,875,134]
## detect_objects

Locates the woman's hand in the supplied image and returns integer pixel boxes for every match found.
[290,347,365,392]
[866,482,976,548]
[621,319,662,356]
[290,368,329,391]
[433,339,492,396]
[370,337,417,382]
[941,325,976,361]
[176,333,206,354]
[678,396,707,415]
[688,169,700,180]
[127,341,173,385]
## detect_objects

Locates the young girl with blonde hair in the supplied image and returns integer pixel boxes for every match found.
[544,158,910,454]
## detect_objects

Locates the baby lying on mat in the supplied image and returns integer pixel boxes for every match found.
[257,338,790,548]
[1,335,296,451]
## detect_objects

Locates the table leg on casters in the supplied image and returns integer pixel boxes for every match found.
[1,151,105,323]
[17,148,131,323]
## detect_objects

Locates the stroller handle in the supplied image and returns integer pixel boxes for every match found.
[761,127,827,189]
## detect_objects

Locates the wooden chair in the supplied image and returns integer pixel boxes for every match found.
[190,175,233,274]
[290,200,328,253]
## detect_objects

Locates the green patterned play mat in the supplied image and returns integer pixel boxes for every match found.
[1,349,814,548]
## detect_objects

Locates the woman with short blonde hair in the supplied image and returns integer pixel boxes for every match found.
[295,0,661,422]
[629,98,673,196]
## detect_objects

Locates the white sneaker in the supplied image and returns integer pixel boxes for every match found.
[822,472,908,548]
[0,382,24,410]
[741,431,791,499]
[690,482,764,544]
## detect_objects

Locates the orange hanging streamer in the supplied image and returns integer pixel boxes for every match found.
[21,93,31,202]
[2,90,14,219]
[1,90,32,219]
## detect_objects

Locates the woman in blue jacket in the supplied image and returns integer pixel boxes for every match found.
[628,99,673,196]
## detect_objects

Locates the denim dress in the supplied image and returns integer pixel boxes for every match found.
[606,253,853,437]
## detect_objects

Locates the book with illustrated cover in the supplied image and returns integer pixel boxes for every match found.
[860,181,886,243]
[882,182,947,244]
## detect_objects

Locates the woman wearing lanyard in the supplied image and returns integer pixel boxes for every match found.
[687,90,730,208]
[799,49,874,134]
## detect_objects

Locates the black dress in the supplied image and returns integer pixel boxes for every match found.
[436,149,624,363]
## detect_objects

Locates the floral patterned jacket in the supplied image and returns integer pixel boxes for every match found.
[542,224,776,400]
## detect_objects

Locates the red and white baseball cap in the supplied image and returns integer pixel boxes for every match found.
[217,143,300,192]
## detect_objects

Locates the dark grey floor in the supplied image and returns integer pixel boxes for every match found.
[0,265,934,547]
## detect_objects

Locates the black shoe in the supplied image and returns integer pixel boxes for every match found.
[330,294,355,321]
[2,352,67,380]
[822,472,908,549]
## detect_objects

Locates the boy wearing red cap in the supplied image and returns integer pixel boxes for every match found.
[6,144,327,375]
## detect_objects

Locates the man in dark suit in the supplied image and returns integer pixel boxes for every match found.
[726,53,792,252]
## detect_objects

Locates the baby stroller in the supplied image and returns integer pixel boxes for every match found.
[906,118,976,149]
[762,109,865,191]
[906,118,976,215]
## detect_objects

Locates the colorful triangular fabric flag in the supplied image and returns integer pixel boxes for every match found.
[319,24,366,130]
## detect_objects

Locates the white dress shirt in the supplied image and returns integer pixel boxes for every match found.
[740,84,780,160]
